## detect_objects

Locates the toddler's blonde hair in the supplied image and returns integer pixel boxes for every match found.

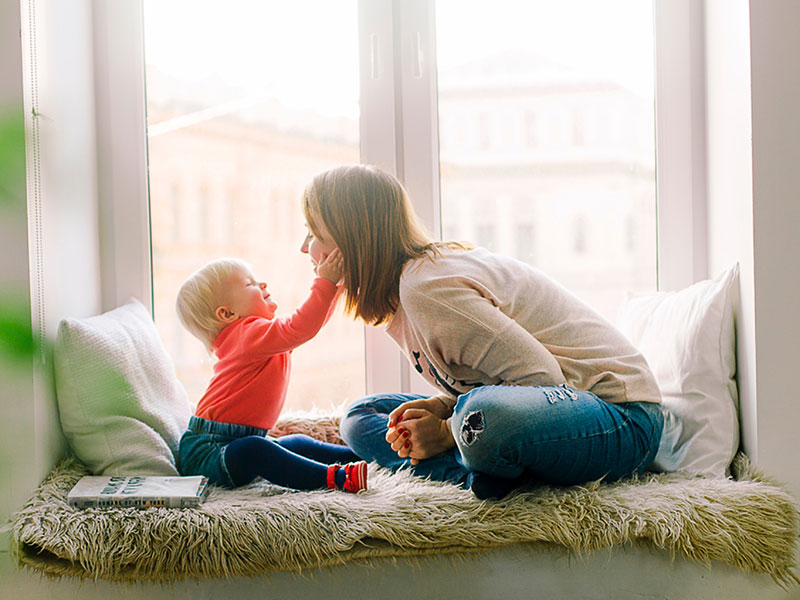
[176,257,250,352]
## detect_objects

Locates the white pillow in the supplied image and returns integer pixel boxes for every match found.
[54,298,191,476]
[617,264,739,478]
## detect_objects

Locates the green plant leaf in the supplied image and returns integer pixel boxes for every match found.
[0,108,26,206]
[0,299,37,362]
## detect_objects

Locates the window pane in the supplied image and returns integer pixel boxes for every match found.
[436,0,657,321]
[143,0,364,411]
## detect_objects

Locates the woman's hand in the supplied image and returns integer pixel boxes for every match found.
[316,248,344,284]
[387,396,452,427]
[385,397,456,464]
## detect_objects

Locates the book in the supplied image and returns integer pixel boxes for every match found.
[67,475,210,509]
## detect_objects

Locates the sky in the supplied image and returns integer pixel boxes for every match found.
[143,0,654,119]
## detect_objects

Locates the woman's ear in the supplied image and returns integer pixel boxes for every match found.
[215,306,237,323]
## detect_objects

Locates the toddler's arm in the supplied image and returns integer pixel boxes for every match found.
[241,253,342,355]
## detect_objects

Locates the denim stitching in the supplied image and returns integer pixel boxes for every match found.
[631,403,665,473]
[219,443,236,488]
[543,384,579,404]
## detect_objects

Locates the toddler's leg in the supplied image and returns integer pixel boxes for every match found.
[224,435,366,492]
[274,433,359,464]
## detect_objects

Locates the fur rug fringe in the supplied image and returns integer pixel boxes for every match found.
[11,417,800,586]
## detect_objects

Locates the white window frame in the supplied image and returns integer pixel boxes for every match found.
[95,0,707,395]
[358,0,440,395]
[653,0,709,290]
[92,0,152,315]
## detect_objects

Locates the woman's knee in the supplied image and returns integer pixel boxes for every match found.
[340,397,377,441]
[450,388,511,472]
[450,386,553,475]
[339,394,398,457]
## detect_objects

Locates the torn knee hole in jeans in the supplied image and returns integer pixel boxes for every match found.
[460,410,485,446]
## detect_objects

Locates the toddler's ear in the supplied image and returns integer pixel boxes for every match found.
[215,306,237,323]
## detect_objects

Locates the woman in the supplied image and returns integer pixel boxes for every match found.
[300,164,663,499]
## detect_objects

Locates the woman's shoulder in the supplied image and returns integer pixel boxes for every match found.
[402,246,540,284]
[400,247,530,301]
[400,246,473,286]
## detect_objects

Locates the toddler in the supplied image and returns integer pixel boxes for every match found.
[175,249,367,493]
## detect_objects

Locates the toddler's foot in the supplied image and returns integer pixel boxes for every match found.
[327,461,368,493]
[342,460,368,493]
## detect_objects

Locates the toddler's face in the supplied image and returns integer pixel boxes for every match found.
[220,268,278,320]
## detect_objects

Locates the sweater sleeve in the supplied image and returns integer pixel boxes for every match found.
[237,278,338,355]
[403,276,566,391]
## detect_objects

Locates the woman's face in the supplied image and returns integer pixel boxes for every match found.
[300,216,337,266]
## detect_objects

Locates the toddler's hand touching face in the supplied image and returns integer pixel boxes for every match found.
[316,248,344,284]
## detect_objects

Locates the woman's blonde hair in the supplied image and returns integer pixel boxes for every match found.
[175,257,250,352]
[302,165,468,325]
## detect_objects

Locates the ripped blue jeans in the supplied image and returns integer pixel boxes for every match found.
[339,385,663,487]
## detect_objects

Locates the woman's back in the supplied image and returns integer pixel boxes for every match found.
[388,246,661,405]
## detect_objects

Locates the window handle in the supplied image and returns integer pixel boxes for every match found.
[413,32,423,78]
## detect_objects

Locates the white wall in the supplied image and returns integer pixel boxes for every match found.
[0,0,37,547]
[704,0,800,498]
[747,1,800,497]
[1,0,105,548]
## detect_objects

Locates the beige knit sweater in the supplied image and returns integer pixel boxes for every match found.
[385,247,662,409]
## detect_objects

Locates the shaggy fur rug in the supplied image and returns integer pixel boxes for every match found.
[11,416,800,586]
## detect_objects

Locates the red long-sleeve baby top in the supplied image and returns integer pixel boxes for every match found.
[194,277,338,430]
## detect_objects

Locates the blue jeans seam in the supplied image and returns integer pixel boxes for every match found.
[490,412,632,449]
[631,403,664,473]
[219,443,236,487]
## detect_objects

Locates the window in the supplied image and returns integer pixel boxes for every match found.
[131,0,664,402]
[143,0,365,410]
[436,0,657,321]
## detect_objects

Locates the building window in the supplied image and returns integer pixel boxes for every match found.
[476,113,492,151]
[476,223,497,251]
[524,110,538,148]
[515,223,536,265]
[573,214,587,254]
[572,107,586,147]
